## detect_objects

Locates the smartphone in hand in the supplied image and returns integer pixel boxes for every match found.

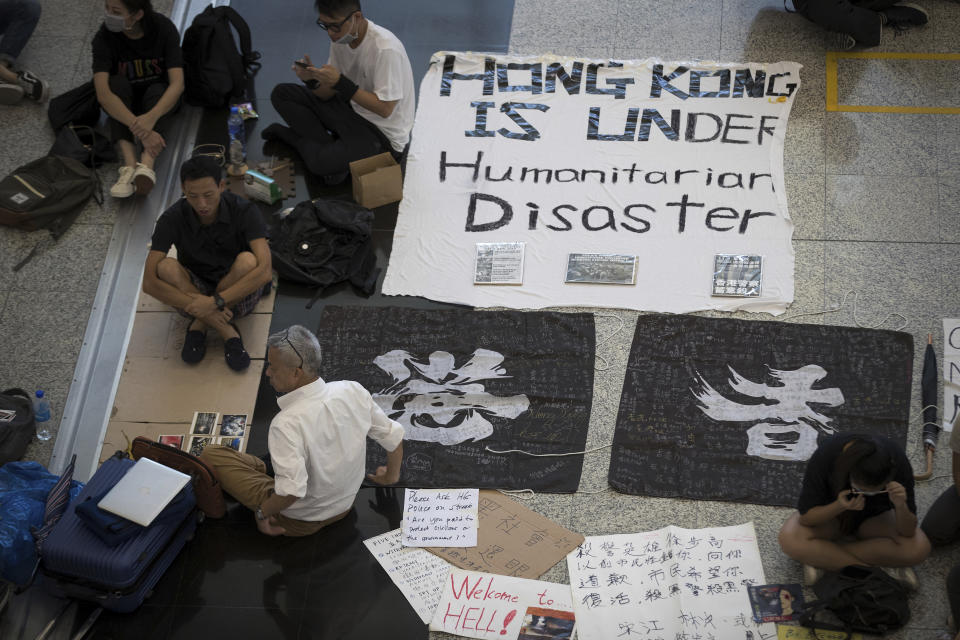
[294,60,309,68]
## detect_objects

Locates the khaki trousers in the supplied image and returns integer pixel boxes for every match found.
[200,445,348,537]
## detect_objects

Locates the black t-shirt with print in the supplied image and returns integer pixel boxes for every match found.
[92,12,183,89]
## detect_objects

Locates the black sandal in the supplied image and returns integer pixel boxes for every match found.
[223,322,250,371]
[181,326,207,364]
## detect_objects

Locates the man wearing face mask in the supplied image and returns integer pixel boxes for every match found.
[92,0,183,198]
[262,0,414,184]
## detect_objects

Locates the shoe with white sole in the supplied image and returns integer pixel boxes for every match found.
[884,566,919,591]
[16,70,49,102]
[0,82,24,104]
[132,163,156,196]
[803,564,824,586]
[110,165,136,198]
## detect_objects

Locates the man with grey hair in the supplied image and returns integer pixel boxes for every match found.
[201,324,404,536]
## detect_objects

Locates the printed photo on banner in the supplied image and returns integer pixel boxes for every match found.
[517,607,575,640]
[191,411,218,435]
[383,52,800,314]
[219,414,247,437]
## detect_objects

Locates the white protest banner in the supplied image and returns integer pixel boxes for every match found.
[567,522,774,639]
[430,568,576,639]
[384,52,800,314]
[944,319,960,431]
[403,488,479,547]
[363,529,453,624]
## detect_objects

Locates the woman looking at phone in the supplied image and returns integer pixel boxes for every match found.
[778,433,930,588]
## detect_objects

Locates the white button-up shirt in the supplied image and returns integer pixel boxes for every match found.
[269,377,404,521]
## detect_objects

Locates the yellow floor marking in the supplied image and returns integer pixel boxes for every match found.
[825,51,960,114]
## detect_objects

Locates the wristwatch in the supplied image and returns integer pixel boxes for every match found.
[213,293,226,311]
[255,505,267,521]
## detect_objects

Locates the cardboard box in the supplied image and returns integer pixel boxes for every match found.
[350,152,402,208]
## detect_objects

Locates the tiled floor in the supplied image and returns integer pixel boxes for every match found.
[1,0,959,639]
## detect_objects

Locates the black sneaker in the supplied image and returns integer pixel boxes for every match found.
[16,70,49,102]
[881,3,929,29]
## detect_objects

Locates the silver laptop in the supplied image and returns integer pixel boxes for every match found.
[98,458,191,526]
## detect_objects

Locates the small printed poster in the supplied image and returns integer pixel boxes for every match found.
[748,583,805,623]
[403,488,479,547]
[185,435,213,457]
[158,434,184,449]
[712,254,762,297]
[190,411,218,435]
[564,253,637,285]
[216,436,243,451]
[474,242,525,285]
[219,413,247,437]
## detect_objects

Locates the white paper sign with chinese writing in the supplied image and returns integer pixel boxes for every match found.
[944,319,960,431]
[567,522,775,640]
[429,568,576,639]
[403,488,479,547]
[363,529,453,624]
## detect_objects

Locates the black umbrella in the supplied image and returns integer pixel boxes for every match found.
[915,335,938,480]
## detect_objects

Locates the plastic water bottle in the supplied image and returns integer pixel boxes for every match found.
[34,390,51,441]
[227,105,246,168]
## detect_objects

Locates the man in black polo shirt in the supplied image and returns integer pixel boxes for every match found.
[142,156,272,371]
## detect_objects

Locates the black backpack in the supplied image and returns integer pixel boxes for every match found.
[0,389,36,465]
[800,565,910,636]
[0,155,103,270]
[269,198,381,308]
[181,5,261,107]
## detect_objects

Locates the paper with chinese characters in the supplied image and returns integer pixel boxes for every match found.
[566,522,775,640]
[427,490,584,579]
[429,568,576,639]
[363,529,453,624]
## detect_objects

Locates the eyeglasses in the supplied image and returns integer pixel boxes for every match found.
[282,329,304,370]
[191,144,225,166]
[316,10,356,32]
[849,482,889,497]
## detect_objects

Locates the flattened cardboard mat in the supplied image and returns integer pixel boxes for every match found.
[315,306,595,492]
[609,315,913,507]
[427,490,583,580]
[103,280,276,461]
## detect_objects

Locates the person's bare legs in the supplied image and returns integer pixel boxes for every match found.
[210,251,258,340]
[779,511,931,570]
[0,63,16,83]
[117,138,137,169]
[155,257,227,334]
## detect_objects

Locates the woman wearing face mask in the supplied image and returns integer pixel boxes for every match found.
[778,433,930,589]
[92,0,183,198]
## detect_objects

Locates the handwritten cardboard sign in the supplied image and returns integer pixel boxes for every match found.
[944,319,960,431]
[427,490,584,579]
[567,522,774,640]
[429,568,576,639]
[403,488,479,547]
[363,529,453,623]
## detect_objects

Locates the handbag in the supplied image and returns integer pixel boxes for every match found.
[47,81,102,131]
[130,436,226,518]
[0,389,36,466]
[49,125,116,168]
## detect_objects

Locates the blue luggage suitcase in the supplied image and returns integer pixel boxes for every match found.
[41,454,200,612]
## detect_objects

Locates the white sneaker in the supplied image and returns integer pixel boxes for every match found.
[132,163,156,196]
[803,564,824,586]
[0,82,24,105]
[16,70,49,102]
[110,165,136,198]
[884,566,919,591]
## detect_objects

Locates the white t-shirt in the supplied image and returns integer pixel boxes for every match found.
[268,377,405,521]
[328,19,415,152]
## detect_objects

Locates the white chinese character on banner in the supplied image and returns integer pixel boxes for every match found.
[690,365,844,461]
[372,349,530,445]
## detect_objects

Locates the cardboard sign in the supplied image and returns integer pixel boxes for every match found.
[429,568,575,639]
[403,488,479,547]
[364,529,453,624]
[383,52,800,314]
[567,522,774,640]
[944,319,960,431]
[428,490,584,579]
